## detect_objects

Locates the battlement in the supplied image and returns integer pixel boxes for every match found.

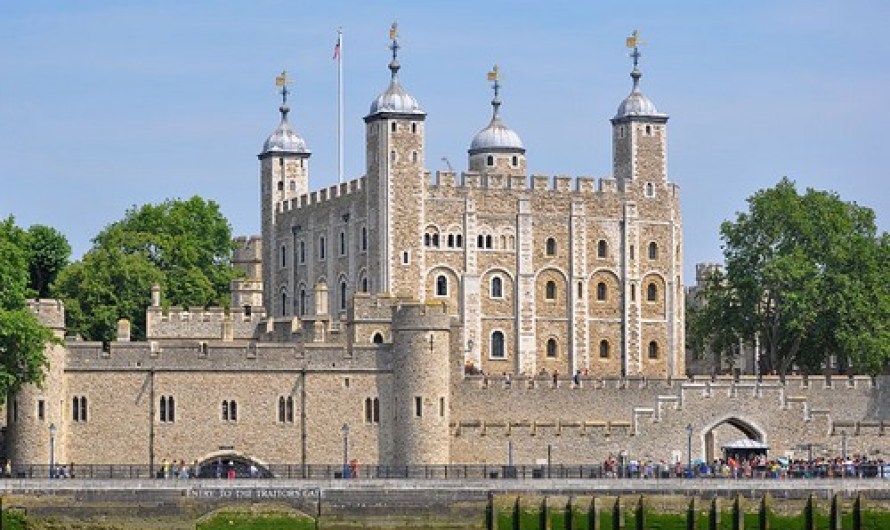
[431,171,622,195]
[391,300,452,330]
[146,305,264,341]
[27,299,65,330]
[232,235,262,262]
[277,176,365,214]
[350,292,400,321]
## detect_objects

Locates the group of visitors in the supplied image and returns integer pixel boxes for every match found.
[159,458,261,479]
[600,453,890,479]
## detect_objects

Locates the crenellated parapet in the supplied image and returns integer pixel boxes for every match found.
[145,305,264,341]
[430,170,630,197]
[277,177,365,214]
[27,299,66,331]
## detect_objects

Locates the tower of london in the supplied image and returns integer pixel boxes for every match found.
[6,31,888,473]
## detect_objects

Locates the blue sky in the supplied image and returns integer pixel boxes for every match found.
[2,1,887,282]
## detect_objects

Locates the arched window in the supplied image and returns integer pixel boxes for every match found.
[645,182,654,197]
[299,289,307,315]
[166,396,174,422]
[432,233,439,247]
[230,401,238,421]
[596,282,607,301]
[373,398,380,423]
[648,341,659,359]
[486,155,494,166]
[577,281,583,299]
[477,234,484,248]
[645,125,652,135]
[491,331,505,358]
[648,242,658,260]
[599,340,610,358]
[447,234,454,247]
[597,240,607,258]
[221,400,229,421]
[546,338,558,358]
[545,237,557,256]
[436,275,448,296]
[277,181,284,191]
[289,180,296,191]
[340,281,348,310]
[647,283,658,302]
[485,235,492,249]
[372,332,384,344]
[390,150,396,162]
[424,233,431,247]
[491,276,503,298]
[545,280,557,300]
[500,235,506,249]
[456,234,463,247]
[511,155,518,167]
[361,276,369,293]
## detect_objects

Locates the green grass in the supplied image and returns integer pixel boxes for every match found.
[196,512,315,530]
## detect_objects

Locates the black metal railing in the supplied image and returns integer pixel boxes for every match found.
[5,462,890,481]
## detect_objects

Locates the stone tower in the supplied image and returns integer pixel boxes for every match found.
[467,66,526,177]
[7,300,68,468]
[391,302,452,466]
[364,26,427,299]
[259,73,311,317]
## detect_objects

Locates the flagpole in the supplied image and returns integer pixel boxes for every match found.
[337,28,344,184]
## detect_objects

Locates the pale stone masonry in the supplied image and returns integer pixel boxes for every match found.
[6,35,889,471]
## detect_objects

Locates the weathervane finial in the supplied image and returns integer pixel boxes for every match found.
[388,22,401,79]
[625,30,645,90]
[487,65,501,119]
[275,70,291,106]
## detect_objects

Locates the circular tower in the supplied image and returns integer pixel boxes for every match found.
[7,300,68,469]
[391,302,452,467]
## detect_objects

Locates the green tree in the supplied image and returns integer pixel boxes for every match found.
[0,217,55,397]
[25,224,71,297]
[55,196,240,341]
[689,178,890,375]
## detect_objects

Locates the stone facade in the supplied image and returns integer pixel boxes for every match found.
[6,38,889,471]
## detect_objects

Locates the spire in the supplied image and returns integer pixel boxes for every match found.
[275,70,291,120]
[388,21,400,80]
[487,65,501,121]
[613,30,666,120]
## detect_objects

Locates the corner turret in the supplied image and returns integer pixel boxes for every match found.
[468,65,526,177]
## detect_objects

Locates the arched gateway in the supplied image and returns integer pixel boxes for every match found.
[701,416,766,463]
[194,452,272,479]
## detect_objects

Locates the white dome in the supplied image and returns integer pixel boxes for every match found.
[613,70,666,120]
[261,107,309,155]
[369,78,424,116]
[469,118,524,153]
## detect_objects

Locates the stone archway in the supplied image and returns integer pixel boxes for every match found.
[195,451,273,479]
[701,416,765,463]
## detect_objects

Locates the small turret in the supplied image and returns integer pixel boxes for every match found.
[468,65,526,177]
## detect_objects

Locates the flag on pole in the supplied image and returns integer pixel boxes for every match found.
[487,65,499,81]
[626,30,638,48]
[333,33,341,61]
[275,70,287,86]
[389,22,398,40]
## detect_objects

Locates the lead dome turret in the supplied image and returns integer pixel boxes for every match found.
[468,66,526,176]
[261,104,310,155]
[367,30,424,117]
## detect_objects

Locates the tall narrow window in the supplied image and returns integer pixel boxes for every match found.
[436,275,448,296]
[447,234,454,247]
[319,237,326,260]
[81,397,88,422]
[373,398,380,423]
[286,397,294,423]
[415,396,423,418]
[280,245,287,267]
[485,235,492,249]
[159,397,166,422]
[361,277,369,293]
[424,234,431,247]
[38,399,45,421]
[222,400,229,422]
[230,401,238,421]
[491,276,503,298]
[597,282,607,301]
[647,283,658,302]
[648,341,659,359]
[299,241,306,263]
[432,233,439,247]
[630,245,635,260]
[281,292,288,317]
[361,227,368,251]
[645,182,654,197]
[72,396,88,422]
[597,240,607,258]
[546,338,558,358]
[486,155,494,166]
[545,281,557,300]
[545,237,557,256]
[299,289,307,315]
[340,281,348,310]
[279,397,286,423]
[339,232,346,255]
[439,397,445,417]
[491,331,505,358]
[477,234,484,248]
[648,242,658,260]
[159,396,175,423]
[599,340,610,358]
[456,235,463,248]
[578,281,583,299]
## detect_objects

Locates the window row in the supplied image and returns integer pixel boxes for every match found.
[434,275,661,303]
[484,154,520,167]
[424,231,464,248]
[287,227,369,268]
[485,334,662,361]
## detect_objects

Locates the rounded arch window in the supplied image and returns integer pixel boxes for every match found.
[545,280,557,300]
[486,155,494,166]
[490,331,505,358]
[546,338,558,358]
[490,276,503,298]
[645,182,654,197]
[647,283,658,302]
[372,332,384,344]
[545,237,557,256]
[436,275,448,296]
[648,241,658,260]
[596,282,607,301]
[648,341,659,359]
[277,181,284,191]
[511,155,518,167]
[599,340,610,358]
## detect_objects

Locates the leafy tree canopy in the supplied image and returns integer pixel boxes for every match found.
[55,196,240,342]
[26,224,71,297]
[689,178,890,375]
[0,217,55,397]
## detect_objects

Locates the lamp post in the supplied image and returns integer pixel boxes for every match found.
[841,430,847,460]
[48,422,57,479]
[341,423,350,479]
[686,423,693,479]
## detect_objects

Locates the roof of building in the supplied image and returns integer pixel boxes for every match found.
[368,36,424,117]
[469,75,524,154]
[262,105,310,155]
